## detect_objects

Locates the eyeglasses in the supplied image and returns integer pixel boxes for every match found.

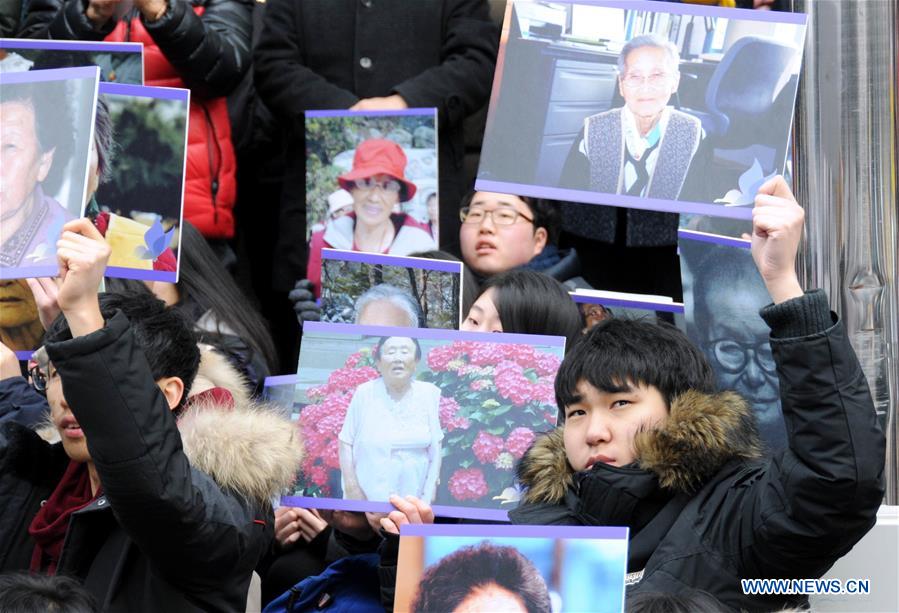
[351,178,402,193]
[459,206,534,226]
[705,339,776,374]
[29,363,49,395]
[620,72,673,91]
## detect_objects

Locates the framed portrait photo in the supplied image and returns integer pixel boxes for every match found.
[284,322,565,520]
[478,0,807,221]
[395,524,629,613]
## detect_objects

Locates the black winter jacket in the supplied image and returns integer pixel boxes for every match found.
[0,311,302,611]
[253,0,499,289]
[17,0,252,99]
[509,290,885,612]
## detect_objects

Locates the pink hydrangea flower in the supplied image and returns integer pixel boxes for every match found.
[505,427,536,459]
[448,468,489,501]
[472,431,505,464]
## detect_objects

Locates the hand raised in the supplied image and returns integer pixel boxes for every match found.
[751,175,805,304]
[55,219,110,335]
[85,0,121,27]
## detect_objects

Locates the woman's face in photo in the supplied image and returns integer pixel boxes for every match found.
[0,279,38,327]
[377,336,418,387]
[0,101,54,218]
[618,46,679,119]
[351,173,401,229]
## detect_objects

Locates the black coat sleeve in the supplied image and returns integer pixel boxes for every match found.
[45,311,265,593]
[744,290,885,578]
[18,0,252,99]
[142,0,254,98]
[0,377,50,429]
[253,0,359,125]
[390,0,498,126]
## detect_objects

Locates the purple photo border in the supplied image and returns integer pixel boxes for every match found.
[678,229,751,250]
[476,179,754,221]
[103,266,177,283]
[0,65,99,84]
[401,523,628,540]
[571,293,685,314]
[306,108,437,119]
[302,321,566,347]
[0,38,144,54]
[280,496,509,522]
[0,265,58,281]
[566,0,806,24]
[322,248,462,274]
[264,374,300,387]
[13,350,34,361]
[98,82,189,101]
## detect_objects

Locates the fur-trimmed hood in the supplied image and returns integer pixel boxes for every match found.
[179,344,303,505]
[517,390,762,505]
[177,399,303,505]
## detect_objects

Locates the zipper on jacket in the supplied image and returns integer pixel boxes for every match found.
[201,105,223,225]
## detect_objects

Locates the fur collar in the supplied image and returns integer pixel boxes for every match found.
[177,398,303,506]
[518,390,762,504]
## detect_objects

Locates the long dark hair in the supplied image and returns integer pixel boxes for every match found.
[176,222,278,373]
[479,269,582,351]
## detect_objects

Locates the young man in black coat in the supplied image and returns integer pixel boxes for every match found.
[0,220,302,611]
[379,176,886,612]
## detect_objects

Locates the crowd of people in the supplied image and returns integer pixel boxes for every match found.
[0,0,886,612]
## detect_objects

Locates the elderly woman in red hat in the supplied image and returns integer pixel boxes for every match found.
[306,139,437,296]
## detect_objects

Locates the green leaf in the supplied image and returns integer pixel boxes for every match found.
[481,398,501,409]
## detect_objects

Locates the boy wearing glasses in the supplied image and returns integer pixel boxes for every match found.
[458,190,582,286]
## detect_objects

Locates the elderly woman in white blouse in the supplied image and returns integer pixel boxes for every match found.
[339,335,443,503]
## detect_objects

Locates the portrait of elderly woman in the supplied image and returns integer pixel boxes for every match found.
[411,542,551,613]
[0,78,77,273]
[338,335,442,503]
[0,279,42,351]
[563,34,702,201]
[306,138,437,296]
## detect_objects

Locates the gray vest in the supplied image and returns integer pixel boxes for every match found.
[567,108,700,247]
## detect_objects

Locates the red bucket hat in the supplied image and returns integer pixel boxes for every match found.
[337,138,418,202]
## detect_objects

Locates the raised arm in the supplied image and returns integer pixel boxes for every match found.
[44,220,273,594]
[745,177,885,577]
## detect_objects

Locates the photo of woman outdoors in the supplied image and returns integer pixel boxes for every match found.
[339,336,443,503]
[286,323,563,519]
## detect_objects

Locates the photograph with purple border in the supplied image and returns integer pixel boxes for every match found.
[395,524,628,613]
[1,66,99,281]
[570,289,685,333]
[0,38,143,84]
[305,109,439,295]
[284,322,564,520]
[321,248,463,329]
[678,228,786,452]
[86,82,189,283]
[478,0,807,220]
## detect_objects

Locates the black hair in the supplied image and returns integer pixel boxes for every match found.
[0,79,75,195]
[411,542,551,613]
[555,317,716,418]
[625,590,729,613]
[373,336,422,361]
[459,191,561,245]
[93,96,116,184]
[0,572,98,613]
[410,250,480,319]
[45,291,200,409]
[688,241,768,323]
[478,269,582,352]
[175,221,278,374]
